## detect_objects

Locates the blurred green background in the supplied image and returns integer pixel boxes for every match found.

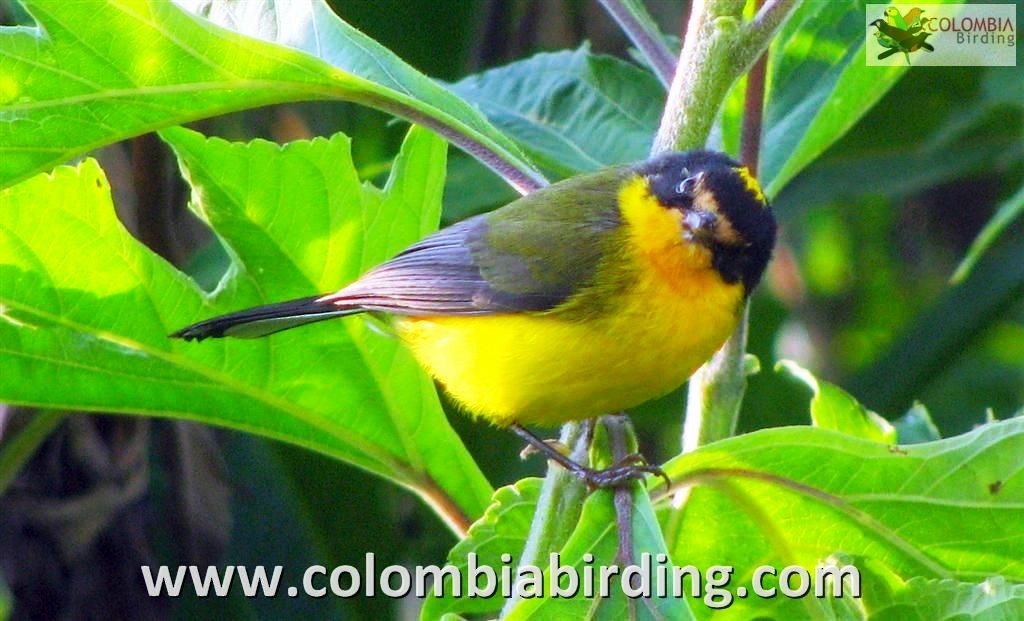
[0,0,1021,619]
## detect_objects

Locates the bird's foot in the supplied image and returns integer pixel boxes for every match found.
[577,453,671,490]
[510,424,669,489]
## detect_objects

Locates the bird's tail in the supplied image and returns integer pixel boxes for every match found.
[170,295,361,341]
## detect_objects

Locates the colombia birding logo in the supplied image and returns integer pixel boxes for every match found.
[866,4,1016,67]
[870,6,934,64]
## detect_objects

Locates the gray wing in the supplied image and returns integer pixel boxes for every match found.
[320,166,629,316]
[320,215,564,315]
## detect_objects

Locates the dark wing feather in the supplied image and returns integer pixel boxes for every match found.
[320,166,630,316]
[322,215,560,314]
[171,296,359,340]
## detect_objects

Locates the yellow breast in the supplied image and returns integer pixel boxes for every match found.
[395,177,744,427]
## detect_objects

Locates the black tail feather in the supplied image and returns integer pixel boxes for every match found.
[171,295,361,341]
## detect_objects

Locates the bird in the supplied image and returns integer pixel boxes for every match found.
[870,19,934,64]
[885,7,926,32]
[884,6,909,29]
[172,150,777,486]
[904,31,935,53]
[873,31,903,60]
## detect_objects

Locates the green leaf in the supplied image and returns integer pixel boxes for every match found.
[422,478,543,620]
[777,359,896,442]
[894,403,942,445]
[0,0,543,191]
[653,418,1024,620]
[758,0,961,195]
[451,46,664,178]
[0,127,492,529]
[185,0,544,192]
[952,183,1024,284]
[504,488,695,621]
[760,1,903,194]
[774,65,1024,214]
[850,242,1024,415]
[865,576,1024,621]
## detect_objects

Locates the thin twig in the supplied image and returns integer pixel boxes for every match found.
[603,414,636,565]
[596,0,677,87]
[419,477,475,537]
[0,409,66,494]
[744,0,801,57]
[740,49,768,175]
[604,413,639,621]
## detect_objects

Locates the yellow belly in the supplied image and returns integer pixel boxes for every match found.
[395,177,746,427]
[395,260,743,427]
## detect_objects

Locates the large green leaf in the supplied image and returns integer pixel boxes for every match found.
[777,359,895,442]
[864,576,1024,620]
[0,0,542,191]
[774,64,1024,217]
[758,0,905,194]
[422,478,543,620]
[450,46,665,178]
[439,0,953,202]
[425,481,696,619]
[653,418,1024,619]
[0,127,493,528]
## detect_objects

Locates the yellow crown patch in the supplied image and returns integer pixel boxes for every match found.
[736,166,767,206]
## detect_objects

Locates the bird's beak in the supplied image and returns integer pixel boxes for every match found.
[683,209,718,245]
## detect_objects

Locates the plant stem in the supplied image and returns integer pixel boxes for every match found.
[682,9,771,451]
[652,0,798,154]
[682,305,750,451]
[601,414,638,563]
[741,49,768,176]
[0,409,65,494]
[502,421,590,616]
[603,414,640,621]
[650,0,795,452]
[653,0,743,153]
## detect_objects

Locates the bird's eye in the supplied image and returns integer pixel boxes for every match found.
[675,173,701,197]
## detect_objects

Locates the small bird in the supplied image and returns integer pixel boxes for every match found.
[871,18,915,44]
[871,19,934,64]
[885,7,925,32]
[874,31,902,60]
[173,150,777,485]
[905,32,935,53]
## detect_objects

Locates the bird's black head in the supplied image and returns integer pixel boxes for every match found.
[637,150,777,294]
